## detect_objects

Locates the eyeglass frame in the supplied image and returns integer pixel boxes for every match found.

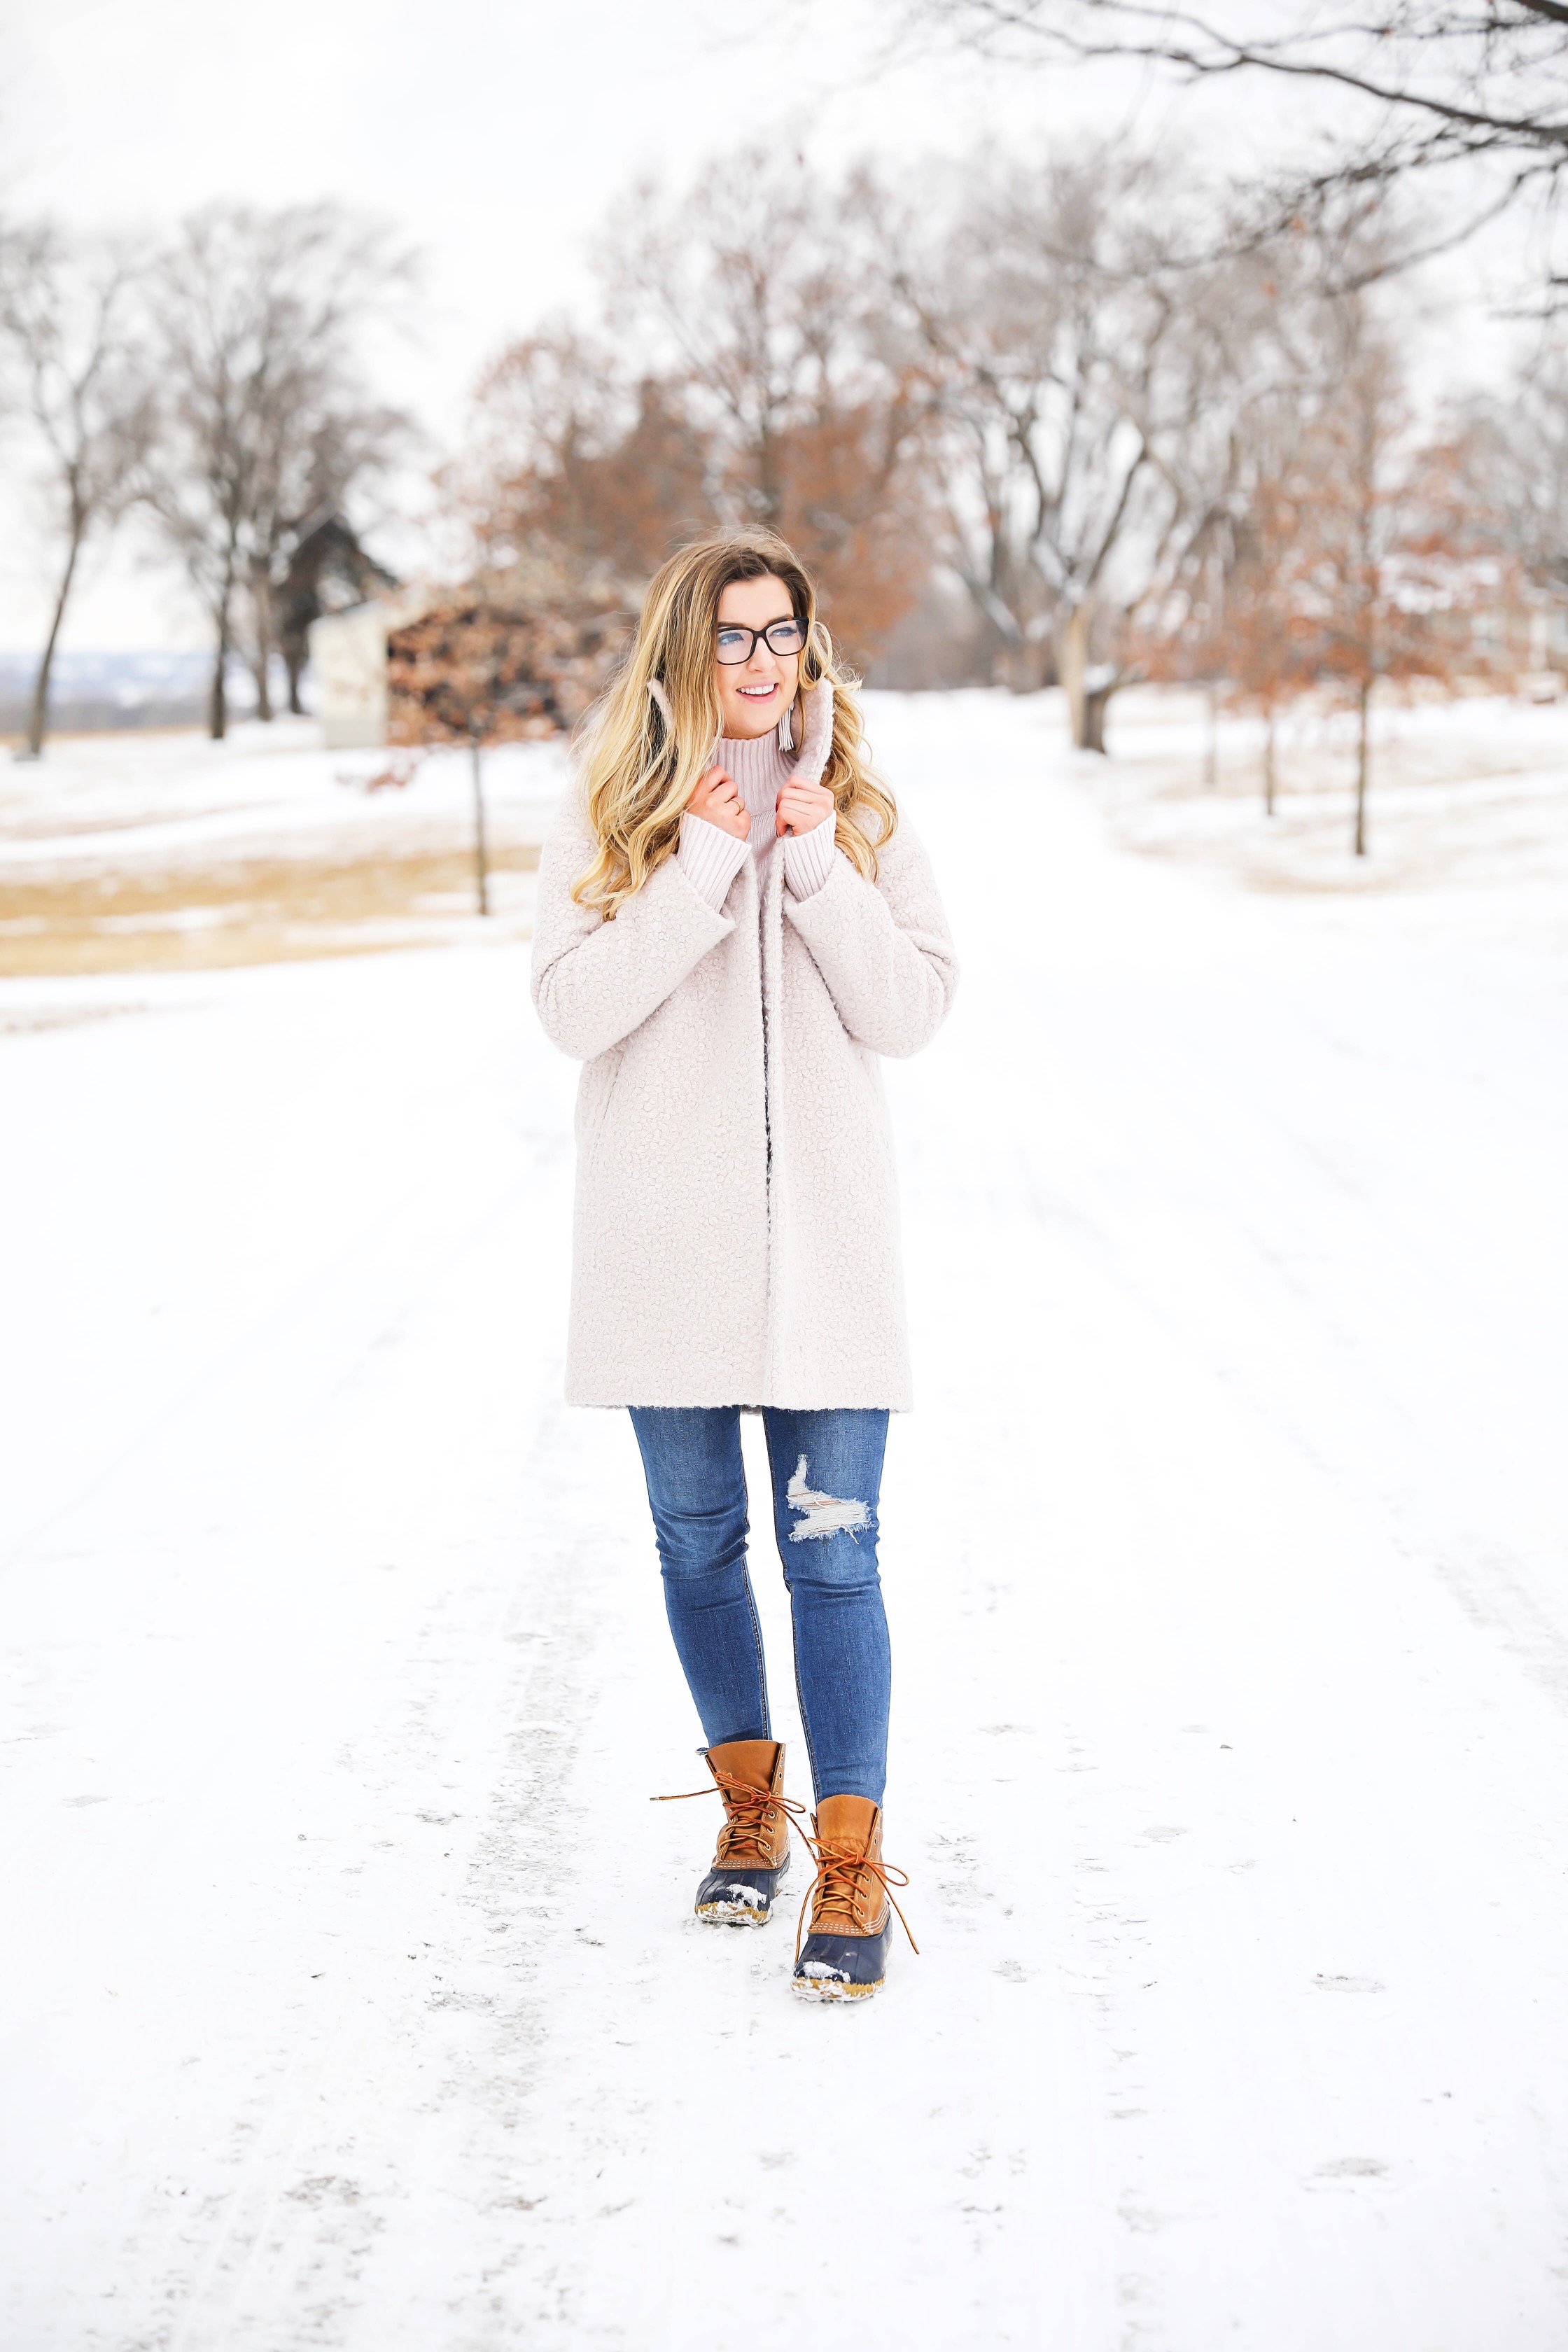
[714,614,808,665]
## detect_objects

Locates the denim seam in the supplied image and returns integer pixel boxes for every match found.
[765,1419,824,1803]
[788,1599,822,1807]
[740,1553,771,1742]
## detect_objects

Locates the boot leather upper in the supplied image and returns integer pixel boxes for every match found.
[807,1795,890,1935]
[705,1739,790,1870]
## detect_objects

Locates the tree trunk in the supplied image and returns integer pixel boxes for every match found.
[1354,679,1370,857]
[755,424,782,531]
[23,524,84,760]
[284,646,306,716]
[250,569,274,721]
[1082,681,1113,753]
[1056,602,1091,749]
[1204,683,1219,789]
[1264,712,1277,817]
[209,615,230,741]
[470,738,490,917]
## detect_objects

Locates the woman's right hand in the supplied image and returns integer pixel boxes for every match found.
[685,764,749,842]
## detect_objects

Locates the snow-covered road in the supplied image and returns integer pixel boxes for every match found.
[4,694,1567,2349]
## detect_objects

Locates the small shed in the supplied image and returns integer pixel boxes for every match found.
[307,588,432,749]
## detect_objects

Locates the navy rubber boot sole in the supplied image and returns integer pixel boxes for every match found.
[694,1851,790,1926]
[791,1918,892,1999]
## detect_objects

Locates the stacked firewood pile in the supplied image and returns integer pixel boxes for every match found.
[386,576,632,748]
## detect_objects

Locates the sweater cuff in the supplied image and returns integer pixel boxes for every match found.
[782,807,836,901]
[678,813,748,911]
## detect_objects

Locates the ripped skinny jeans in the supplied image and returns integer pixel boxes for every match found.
[629,1406,891,1805]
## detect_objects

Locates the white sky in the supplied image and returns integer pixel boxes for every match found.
[0,0,1520,652]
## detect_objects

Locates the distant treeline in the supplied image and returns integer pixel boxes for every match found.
[3,141,1566,834]
[0,651,261,736]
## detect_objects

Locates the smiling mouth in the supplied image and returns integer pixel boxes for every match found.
[738,683,778,698]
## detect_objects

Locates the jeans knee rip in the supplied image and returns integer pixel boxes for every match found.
[786,1454,871,1542]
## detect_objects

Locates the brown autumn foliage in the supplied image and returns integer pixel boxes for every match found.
[449,147,941,679]
[748,393,939,666]
[452,330,937,673]
[458,333,712,594]
[454,339,937,673]
[597,153,942,671]
[413,164,1559,776]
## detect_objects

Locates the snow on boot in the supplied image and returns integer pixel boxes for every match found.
[656,1740,800,1926]
[791,1795,917,2001]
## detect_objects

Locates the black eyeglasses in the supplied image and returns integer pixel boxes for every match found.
[715,615,807,664]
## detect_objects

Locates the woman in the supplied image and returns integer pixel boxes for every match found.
[531,531,957,2001]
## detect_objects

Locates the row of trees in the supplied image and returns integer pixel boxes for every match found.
[444,166,936,678]
[4,136,1567,862]
[0,204,410,750]
[448,146,1567,808]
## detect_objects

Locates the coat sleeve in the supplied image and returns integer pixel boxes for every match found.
[783,815,958,1059]
[531,790,736,1063]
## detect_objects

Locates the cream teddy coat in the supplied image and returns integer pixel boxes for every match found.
[531,704,958,1410]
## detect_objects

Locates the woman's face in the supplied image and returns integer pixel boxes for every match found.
[713,574,803,740]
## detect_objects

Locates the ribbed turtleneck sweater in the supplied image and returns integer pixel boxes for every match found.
[676,727,837,913]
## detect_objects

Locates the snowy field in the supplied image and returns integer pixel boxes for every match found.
[2,690,1567,2348]
[0,724,565,974]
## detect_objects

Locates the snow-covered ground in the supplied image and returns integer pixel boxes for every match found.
[2,692,1567,2348]
[0,720,568,869]
[1095,684,1568,923]
[0,722,566,973]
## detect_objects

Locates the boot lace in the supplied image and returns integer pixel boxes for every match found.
[654,1777,921,1956]
[794,1833,920,1962]
[652,1770,807,1863]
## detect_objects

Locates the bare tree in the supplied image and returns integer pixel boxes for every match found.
[901,2,1568,260]
[1247,293,1487,855]
[1451,344,1568,645]
[888,148,1272,744]
[1209,448,1313,815]
[444,158,938,665]
[603,153,939,664]
[1142,204,1394,795]
[606,155,846,528]
[146,202,411,739]
[1304,328,1409,857]
[0,224,155,757]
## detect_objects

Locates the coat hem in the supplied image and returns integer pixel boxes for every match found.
[564,1388,915,1413]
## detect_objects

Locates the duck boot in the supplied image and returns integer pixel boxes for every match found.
[792,1795,915,2001]
[694,1740,794,1926]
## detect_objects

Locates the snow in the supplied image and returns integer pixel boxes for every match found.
[1091,682,1568,924]
[0,720,564,974]
[2,690,1567,2348]
[0,718,567,872]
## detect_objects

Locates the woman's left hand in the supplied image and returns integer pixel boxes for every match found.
[776,778,836,839]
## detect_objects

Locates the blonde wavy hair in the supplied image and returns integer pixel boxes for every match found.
[571,531,897,918]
